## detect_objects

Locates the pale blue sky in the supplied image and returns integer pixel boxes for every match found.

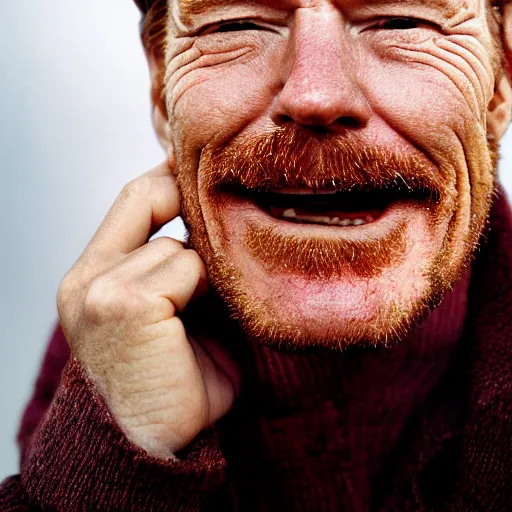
[0,0,510,481]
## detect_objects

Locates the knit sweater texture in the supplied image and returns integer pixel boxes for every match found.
[1,190,512,511]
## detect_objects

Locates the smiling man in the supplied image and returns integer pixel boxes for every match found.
[1,0,512,510]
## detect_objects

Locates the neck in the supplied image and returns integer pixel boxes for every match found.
[242,270,470,409]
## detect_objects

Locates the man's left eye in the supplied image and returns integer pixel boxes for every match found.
[379,18,420,30]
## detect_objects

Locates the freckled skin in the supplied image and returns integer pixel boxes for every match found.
[162,0,506,347]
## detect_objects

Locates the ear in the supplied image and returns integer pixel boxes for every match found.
[487,0,512,140]
[147,52,176,167]
[504,3,512,81]
[487,4,512,141]
[487,74,512,141]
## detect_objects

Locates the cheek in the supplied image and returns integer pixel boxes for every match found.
[365,60,470,160]
[365,32,496,111]
[362,45,493,150]
[360,39,496,195]
[166,38,286,250]
[167,37,285,155]
[358,39,496,260]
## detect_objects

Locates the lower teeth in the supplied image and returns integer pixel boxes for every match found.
[281,209,372,226]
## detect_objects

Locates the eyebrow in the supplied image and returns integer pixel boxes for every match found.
[178,0,240,19]
[177,0,464,23]
[362,0,462,12]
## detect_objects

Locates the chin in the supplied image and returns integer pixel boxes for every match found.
[199,194,468,352]
[177,129,494,352]
[205,251,449,352]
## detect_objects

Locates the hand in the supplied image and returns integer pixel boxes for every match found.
[57,163,240,458]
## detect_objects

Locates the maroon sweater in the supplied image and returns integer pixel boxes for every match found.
[1,190,512,511]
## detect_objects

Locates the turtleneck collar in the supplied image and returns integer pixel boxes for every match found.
[215,268,471,511]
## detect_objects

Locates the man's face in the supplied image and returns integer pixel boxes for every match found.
[163,0,502,349]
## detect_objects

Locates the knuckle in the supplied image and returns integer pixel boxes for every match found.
[57,271,78,314]
[149,236,181,257]
[166,316,187,341]
[177,249,203,271]
[83,278,141,325]
[121,176,152,202]
[82,279,113,324]
[145,317,187,348]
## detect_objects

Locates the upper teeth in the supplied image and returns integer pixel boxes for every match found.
[282,209,372,226]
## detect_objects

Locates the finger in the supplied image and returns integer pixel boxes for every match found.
[193,335,242,399]
[189,337,238,424]
[141,249,208,314]
[104,236,184,282]
[84,171,180,265]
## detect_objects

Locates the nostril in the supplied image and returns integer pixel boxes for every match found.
[336,116,364,129]
[277,114,295,125]
[275,114,366,134]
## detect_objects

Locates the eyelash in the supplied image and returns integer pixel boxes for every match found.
[376,18,423,30]
[213,21,262,33]
[199,20,264,35]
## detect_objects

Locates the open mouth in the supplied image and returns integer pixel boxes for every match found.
[219,184,435,227]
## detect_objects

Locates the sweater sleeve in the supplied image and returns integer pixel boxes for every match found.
[17,323,70,464]
[1,357,227,512]
[0,476,32,511]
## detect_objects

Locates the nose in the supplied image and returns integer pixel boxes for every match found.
[271,9,371,131]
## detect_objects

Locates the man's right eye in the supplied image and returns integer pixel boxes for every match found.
[212,21,262,33]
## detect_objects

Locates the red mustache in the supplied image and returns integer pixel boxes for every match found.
[202,126,447,204]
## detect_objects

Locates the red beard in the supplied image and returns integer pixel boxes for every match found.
[175,126,495,350]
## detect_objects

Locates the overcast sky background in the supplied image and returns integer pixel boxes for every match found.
[0,0,511,481]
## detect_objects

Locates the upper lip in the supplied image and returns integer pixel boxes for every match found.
[226,184,436,210]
